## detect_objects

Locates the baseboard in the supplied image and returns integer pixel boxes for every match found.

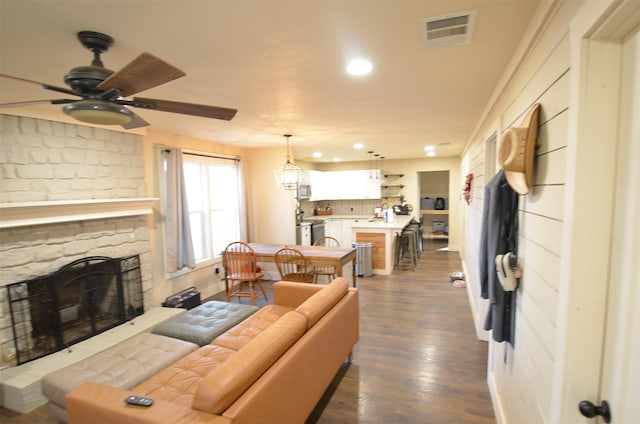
[487,368,507,424]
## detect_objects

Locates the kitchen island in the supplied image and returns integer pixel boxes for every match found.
[351,215,414,275]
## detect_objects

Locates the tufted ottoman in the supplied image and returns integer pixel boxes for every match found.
[41,332,198,423]
[151,300,259,346]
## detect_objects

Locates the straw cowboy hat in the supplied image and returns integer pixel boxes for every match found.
[498,103,541,194]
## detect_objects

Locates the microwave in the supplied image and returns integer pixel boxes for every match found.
[298,184,311,199]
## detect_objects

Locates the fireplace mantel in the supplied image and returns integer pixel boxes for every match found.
[0,198,158,229]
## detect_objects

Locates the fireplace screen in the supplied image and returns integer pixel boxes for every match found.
[6,255,144,365]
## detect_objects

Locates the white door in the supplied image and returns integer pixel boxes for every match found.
[595,26,640,424]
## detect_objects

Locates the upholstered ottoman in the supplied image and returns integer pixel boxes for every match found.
[41,332,198,423]
[151,300,259,346]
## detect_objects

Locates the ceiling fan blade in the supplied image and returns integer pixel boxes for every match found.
[99,52,186,97]
[0,73,78,96]
[121,110,150,130]
[132,97,237,121]
[0,99,77,108]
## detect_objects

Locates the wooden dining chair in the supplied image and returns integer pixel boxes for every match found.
[311,236,340,284]
[274,246,314,283]
[222,241,268,305]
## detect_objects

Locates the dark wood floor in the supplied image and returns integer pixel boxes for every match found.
[0,239,495,424]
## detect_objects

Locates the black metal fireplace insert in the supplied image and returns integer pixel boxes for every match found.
[6,255,144,365]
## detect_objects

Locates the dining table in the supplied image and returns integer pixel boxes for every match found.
[248,242,357,287]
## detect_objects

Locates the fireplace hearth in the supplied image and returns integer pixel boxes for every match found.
[6,255,144,365]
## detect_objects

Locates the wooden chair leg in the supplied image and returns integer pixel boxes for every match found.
[257,280,269,303]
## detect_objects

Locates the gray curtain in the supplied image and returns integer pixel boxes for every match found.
[161,148,196,272]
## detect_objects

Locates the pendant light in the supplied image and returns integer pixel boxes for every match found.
[274,134,302,190]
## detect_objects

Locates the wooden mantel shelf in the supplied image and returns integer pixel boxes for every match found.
[0,198,158,229]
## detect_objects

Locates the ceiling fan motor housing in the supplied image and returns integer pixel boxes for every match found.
[65,31,115,95]
[64,66,114,95]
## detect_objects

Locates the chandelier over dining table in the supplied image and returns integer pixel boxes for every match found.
[274,134,303,190]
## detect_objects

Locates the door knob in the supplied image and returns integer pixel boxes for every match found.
[579,400,611,423]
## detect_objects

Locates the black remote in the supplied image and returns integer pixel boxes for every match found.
[125,395,153,407]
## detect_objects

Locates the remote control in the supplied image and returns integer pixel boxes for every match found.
[125,395,153,407]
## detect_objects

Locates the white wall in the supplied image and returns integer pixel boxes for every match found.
[459,1,636,422]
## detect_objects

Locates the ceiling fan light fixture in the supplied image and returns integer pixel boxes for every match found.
[63,100,133,126]
[275,134,303,190]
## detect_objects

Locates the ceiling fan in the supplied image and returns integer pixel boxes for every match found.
[0,31,237,129]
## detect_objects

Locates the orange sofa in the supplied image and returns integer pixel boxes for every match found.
[65,278,359,424]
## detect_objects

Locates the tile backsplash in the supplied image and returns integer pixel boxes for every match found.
[300,199,382,217]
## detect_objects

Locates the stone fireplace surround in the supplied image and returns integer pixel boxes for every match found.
[0,115,181,413]
[0,201,184,414]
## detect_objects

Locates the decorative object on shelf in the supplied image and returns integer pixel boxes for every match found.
[463,173,473,204]
[498,103,541,194]
[274,134,303,190]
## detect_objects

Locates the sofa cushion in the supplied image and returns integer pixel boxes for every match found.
[132,344,237,407]
[41,333,198,413]
[152,300,259,346]
[210,304,293,351]
[295,277,349,329]
[192,311,307,415]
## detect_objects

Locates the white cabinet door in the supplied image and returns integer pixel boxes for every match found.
[325,219,342,242]
[309,170,328,201]
[366,169,382,199]
[340,219,358,247]
[310,170,381,200]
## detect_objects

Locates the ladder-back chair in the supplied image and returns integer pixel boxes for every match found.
[222,241,268,305]
[311,236,340,284]
[274,246,314,283]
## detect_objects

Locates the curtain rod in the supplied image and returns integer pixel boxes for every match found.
[161,148,239,162]
[183,151,240,162]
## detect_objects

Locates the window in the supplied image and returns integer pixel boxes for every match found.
[182,153,243,263]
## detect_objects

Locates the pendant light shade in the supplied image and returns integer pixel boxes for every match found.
[274,134,302,190]
[63,100,133,126]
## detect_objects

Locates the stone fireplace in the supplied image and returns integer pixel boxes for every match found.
[6,255,144,365]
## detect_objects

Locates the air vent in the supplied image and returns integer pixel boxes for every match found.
[420,10,476,49]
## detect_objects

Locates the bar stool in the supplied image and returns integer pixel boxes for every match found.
[394,227,418,269]
[406,221,422,258]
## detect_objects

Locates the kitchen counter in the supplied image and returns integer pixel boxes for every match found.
[303,215,371,222]
[351,215,415,275]
[351,214,413,230]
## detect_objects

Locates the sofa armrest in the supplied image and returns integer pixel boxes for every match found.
[66,381,231,424]
[273,280,326,307]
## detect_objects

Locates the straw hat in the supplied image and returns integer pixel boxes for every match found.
[498,103,541,194]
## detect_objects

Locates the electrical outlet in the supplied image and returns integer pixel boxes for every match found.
[215,267,220,274]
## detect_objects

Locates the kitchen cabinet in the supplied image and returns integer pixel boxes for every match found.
[324,219,342,243]
[340,219,359,247]
[309,170,381,200]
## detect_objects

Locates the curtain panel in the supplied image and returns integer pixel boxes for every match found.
[161,148,196,273]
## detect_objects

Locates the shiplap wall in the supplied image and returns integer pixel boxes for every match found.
[461,18,574,424]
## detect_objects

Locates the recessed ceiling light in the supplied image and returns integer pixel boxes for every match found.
[426,151,436,157]
[424,145,436,152]
[353,143,364,149]
[346,59,373,76]
[313,152,323,158]
[333,157,342,162]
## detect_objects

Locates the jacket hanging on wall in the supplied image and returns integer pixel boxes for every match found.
[478,170,519,344]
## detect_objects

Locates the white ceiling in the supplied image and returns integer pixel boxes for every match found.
[0,1,541,163]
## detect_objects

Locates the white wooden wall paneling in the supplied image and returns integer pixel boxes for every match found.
[519,259,559,324]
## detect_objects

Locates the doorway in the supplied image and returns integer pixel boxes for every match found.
[418,170,449,251]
